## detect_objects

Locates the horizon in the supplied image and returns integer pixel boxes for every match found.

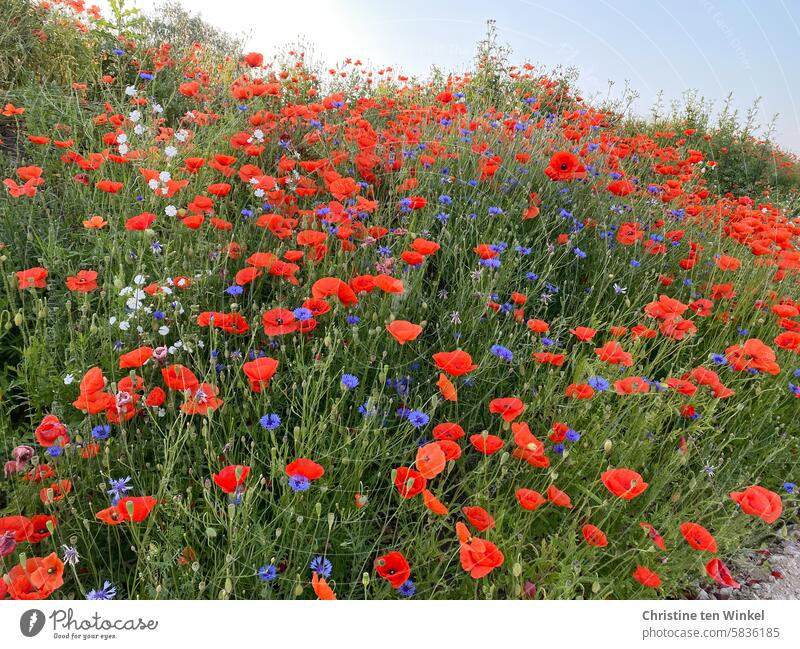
[95,0,800,155]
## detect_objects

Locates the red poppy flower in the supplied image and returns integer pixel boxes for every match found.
[544,151,586,181]
[374,551,411,589]
[730,485,782,524]
[488,397,525,422]
[706,558,740,589]
[633,565,662,589]
[262,308,297,336]
[455,522,504,578]
[0,515,33,542]
[285,458,325,481]
[242,356,279,392]
[65,270,98,293]
[432,349,478,376]
[680,522,717,553]
[469,433,504,455]
[394,467,426,498]
[26,514,56,543]
[516,488,546,511]
[416,443,446,479]
[386,320,423,344]
[213,465,251,493]
[16,267,48,289]
[34,415,70,448]
[582,524,608,547]
[602,468,649,500]
[162,364,199,391]
[547,485,572,509]
[462,506,494,532]
[432,422,465,441]
[119,346,154,369]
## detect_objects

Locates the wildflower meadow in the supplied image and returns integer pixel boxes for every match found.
[1,0,799,603]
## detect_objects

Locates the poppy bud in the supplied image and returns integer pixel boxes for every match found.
[14,311,23,327]
[603,439,613,453]
[293,583,303,597]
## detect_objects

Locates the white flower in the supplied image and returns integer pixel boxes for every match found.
[129,110,141,123]
[63,374,75,385]
[133,124,145,135]
[175,129,189,142]
[136,326,144,334]
[254,188,265,197]
[159,170,172,183]
[109,316,117,325]
[119,286,132,296]
[133,274,146,286]
[158,325,170,335]
[119,320,131,331]
[165,205,177,217]
[164,146,177,158]
[125,85,137,96]
[157,408,166,418]
[116,133,127,144]
[148,179,159,190]
[152,103,163,114]
[118,143,129,155]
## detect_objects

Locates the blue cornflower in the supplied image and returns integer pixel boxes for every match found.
[490,345,513,361]
[710,353,727,365]
[91,424,111,440]
[587,376,609,392]
[398,579,416,597]
[47,445,63,458]
[574,247,587,259]
[631,259,641,268]
[480,257,501,268]
[407,410,430,428]
[86,581,117,600]
[783,482,796,494]
[288,475,310,492]
[341,374,360,389]
[112,49,125,55]
[225,285,244,296]
[153,310,166,320]
[553,443,565,455]
[258,564,278,581]
[310,556,333,578]
[260,413,281,430]
[107,476,132,505]
[565,429,581,442]
[346,315,361,325]
[293,307,313,321]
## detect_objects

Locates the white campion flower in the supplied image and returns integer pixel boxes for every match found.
[159,171,171,183]
[164,146,178,158]
[165,205,177,217]
[133,275,146,285]
[118,144,129,155]
[158,325,170,335]
[125,85,137,96]
[148,179,159,190]
[129,110,141,123]
[109,316,117,325]
[152,103,163,114]
[63,374,75,385]
[175,129,189,142]
[133,124,145,136]
[119,320,131,331]
[116,133,127,144]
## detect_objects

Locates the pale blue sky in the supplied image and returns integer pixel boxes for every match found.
[110,0,800,152]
